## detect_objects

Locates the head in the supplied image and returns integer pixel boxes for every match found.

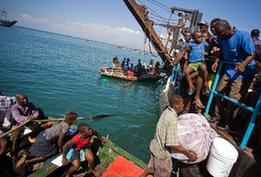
[183,31,192,43]
[168,93,184,113]
[197,21,209,33]
[78,123,93,137]
[16,93,28,107]
[210,18,221,35]
[202,32,209,41]
[193,31,203,43]
[251,29,260,40]
[213,19,233,39]
[64,112,77,125]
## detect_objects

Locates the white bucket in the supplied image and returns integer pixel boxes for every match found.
[206,137,238,177]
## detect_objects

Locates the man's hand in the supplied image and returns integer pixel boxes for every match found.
[212,61,219,72]
[101,135,109,144]
[186,150,198,161]
[235,62,246,73]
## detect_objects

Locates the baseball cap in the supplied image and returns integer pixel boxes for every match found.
[197,21,209,28]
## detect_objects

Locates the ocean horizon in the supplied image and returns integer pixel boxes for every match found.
[0,25,162,162]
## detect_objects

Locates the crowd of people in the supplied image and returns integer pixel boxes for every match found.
[0,17,260,177]
[172,18,260,130]
[112,56,161,77]
[140,18,261,177]
[0,93,107,177]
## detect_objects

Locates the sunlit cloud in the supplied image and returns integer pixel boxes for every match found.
[20,13,48,24]
[18,13,145,49]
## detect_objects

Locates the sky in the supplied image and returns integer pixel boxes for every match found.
[1,0,261,49]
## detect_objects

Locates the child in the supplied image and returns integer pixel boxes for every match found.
[16,112,77,167]
[184,31,209,108]
[62,123,107,177]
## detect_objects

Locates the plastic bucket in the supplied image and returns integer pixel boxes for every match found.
[206,137,238,177]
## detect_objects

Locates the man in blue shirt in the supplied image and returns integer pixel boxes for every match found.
[211,19,256,131]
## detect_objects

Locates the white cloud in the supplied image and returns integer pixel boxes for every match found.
[18,13,145,49]
[20,13,48,24]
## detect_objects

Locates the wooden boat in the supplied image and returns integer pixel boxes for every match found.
[28,140,148,177]
[99,67,163,82]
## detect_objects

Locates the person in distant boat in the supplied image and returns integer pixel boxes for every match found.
[112,56,120,68]
[140,93,197,177]
[121,58,126,69]
[148,61,161,75]
[124,58,130,75]
[127,66,135,77]
[62,123,108,177]
[140,64,147,76]
[154,61,161,75]
[134,59,143,76]
[15,112,77,168]
[148,59,154,72]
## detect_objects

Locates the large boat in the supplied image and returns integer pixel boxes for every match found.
[0,9,17,27]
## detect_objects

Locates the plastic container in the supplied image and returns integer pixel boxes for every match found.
[206,137,238,177]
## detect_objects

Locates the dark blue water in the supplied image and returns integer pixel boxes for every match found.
[0,26,163,161]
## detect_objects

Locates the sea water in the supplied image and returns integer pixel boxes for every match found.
[0,26,163,162]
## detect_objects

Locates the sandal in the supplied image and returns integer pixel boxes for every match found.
[193,100,205,109]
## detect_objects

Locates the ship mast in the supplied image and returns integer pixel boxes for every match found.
[123,0,173,71]
[123,0,202,73]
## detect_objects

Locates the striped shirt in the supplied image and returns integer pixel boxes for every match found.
[150,106,178,159]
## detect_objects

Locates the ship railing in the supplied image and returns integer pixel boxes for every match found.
[203,60,261,149]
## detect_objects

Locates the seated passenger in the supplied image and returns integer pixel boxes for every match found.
[16,112,77,167]
[10,94,41,124]
[127,69,135,77]
[10,93,44,157]
[134,60,142,76]
[0,132,19,177]
[62,123,107,177]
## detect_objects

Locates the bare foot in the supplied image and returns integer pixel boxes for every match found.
[194,99,205,109]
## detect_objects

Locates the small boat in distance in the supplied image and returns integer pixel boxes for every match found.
[0,9,17,27]
[116,44,124,49]
[99,67,163,82]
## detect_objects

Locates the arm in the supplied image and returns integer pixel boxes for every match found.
[62,140,74,165]
[28,102,39,119]
[173,47,190,65]
[235,54,255,72]
[11,106,27,124]
[170,145,197,161]
[235,33,256,72]
[92,130,108,144]
[58,132,66,153]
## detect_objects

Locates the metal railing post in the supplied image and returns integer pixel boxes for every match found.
[204,61,224,116]
[240,94,261,149]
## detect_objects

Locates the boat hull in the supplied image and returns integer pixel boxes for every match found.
[0,20,17,27]
[28,140,147,177]
[99,67,162,82]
